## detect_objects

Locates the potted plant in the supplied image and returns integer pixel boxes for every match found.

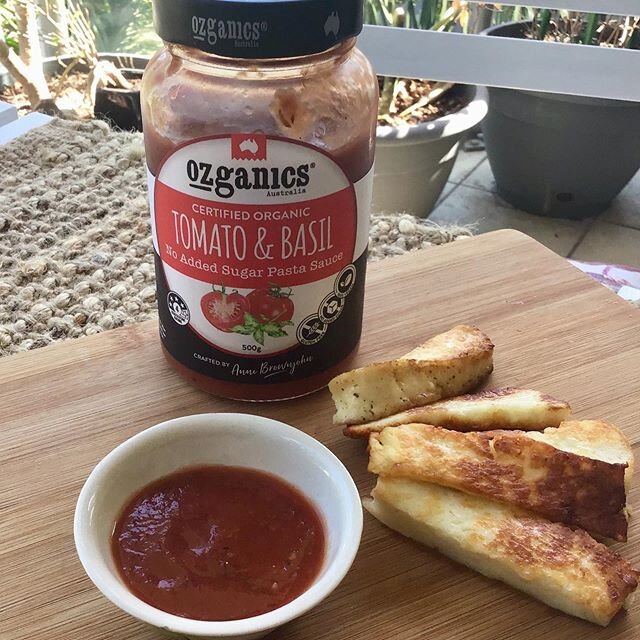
[76,0,157,129]
[0,0,156,129]
[368,0,488,217]
[482,12,640,219]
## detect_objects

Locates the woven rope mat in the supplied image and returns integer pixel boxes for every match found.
[0,119,473,357]
[0,119,154,356]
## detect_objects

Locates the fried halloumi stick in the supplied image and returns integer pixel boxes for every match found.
[344,387,570,438]
[330,325,494,426]
[365,476,639,626]
[368,420,632,541]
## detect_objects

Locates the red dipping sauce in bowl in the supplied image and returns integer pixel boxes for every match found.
[112,465,325,621]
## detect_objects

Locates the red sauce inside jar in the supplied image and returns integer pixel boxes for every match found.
[112,466,325,621]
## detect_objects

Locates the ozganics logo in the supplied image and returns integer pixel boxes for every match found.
[185,137,312,199]
[191,17,268,48]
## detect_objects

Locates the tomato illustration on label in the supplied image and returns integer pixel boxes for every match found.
[201,287,249,332]
[247,285,294,323]
[232,284,295,346]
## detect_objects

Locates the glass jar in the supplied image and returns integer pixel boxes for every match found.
[142,0,378,400]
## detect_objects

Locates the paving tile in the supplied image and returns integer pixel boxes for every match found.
[448,147,486,184]
[599,170,640,230]
[463,161,640,228]
[463,158,495,192]
[571,222,640,269]
[428,185,590,257]
[436,181,459,206]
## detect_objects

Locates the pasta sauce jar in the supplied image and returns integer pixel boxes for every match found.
[142,0,378,400]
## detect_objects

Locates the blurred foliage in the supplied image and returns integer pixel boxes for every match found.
[1,0,160,57]
[0,0,18,51]
[363,1,536,33]
[362,2,638,46]
[482,3,534,25]
[365,0,467,31]
[530,10,639,48]
[82,0,160,53]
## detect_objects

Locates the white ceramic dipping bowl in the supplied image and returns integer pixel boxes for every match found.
[74,413,363,640]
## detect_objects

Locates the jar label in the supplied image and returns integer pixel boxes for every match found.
[150,134,372,385]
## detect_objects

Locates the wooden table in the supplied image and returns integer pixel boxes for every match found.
[2,229,640,640]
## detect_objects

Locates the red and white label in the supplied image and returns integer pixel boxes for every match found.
[152,135,371,357]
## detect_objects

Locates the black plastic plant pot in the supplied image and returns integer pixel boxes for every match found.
[42,53,149,132]
[481,22,640,219]
[94,68,144,132]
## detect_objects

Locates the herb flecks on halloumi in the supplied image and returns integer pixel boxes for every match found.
[330,325,494,426]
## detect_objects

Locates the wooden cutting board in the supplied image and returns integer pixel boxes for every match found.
[2,229,640,640]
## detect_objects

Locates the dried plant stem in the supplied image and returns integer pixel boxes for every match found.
[16,0,39,69]
[2,1,50,106]
[569,11,582,42]
[397,81,454,119]
[378,79,396,118]
[605,22,618,46]
[619,16,634,47]
[0,25,44,106]
[433,5,462,31]
[52,58,80,96]
[49,0,71,53]
[87,60,133,106]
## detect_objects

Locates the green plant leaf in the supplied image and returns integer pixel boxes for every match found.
[242,312,260,329]
[263,319,293,338]
[537,8,552,40]
[582,13,600,45]
[231,325,253,335]
[369,0,393,26]
[264,324,287,338]
[406,0,418,29]
[432,5,462,32]
[419,0,434,30]
[253,327,265,346]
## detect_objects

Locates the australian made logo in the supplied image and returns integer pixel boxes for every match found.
[324,11,340,38]
[191,16,268,48]
[186,135,313,199]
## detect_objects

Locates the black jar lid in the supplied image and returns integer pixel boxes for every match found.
[152,0,363,59]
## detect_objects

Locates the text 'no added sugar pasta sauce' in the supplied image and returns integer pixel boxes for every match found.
[142,0,378,400]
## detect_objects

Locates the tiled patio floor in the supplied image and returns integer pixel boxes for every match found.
[430,149,640,269]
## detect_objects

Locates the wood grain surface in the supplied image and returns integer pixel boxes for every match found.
[2,229,640,640]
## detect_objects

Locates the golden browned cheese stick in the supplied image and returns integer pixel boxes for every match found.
[365,476,639,626]
[344,387,570,438]
[330,325,494,426]
[368,420,632,541]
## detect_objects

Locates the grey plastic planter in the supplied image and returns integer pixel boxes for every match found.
[372,84,488,218]
[482,22,640,219]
